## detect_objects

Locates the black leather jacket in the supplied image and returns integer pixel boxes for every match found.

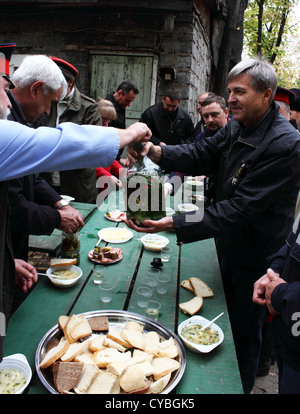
[162,102,300,275]
[140,102,195,145]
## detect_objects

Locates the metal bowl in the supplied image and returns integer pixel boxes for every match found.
[35,310,186,394]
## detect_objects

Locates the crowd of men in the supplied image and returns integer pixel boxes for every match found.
[1,41,300,394]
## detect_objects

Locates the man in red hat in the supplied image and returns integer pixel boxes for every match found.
[274,86,296,122]
[36,56,102,204]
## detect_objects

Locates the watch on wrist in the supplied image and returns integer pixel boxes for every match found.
[55,199,69,209]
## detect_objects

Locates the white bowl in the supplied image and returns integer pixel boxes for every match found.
[178,316,224,353]
[46,265,82,288]
[0,353,32,394]
[165,207,175,216]
[177,203,199,214]
[140,234,169,251]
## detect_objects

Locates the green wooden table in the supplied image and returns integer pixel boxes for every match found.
[4,192,243,394]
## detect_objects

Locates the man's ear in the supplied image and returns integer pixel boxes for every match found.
[29,80,44,97]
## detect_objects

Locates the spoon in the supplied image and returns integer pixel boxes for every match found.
[200,312,224,331]
[95,236,102,247]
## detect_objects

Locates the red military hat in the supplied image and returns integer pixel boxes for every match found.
[290,88,300,111]
[274,86,295,105]
[0,43,16,88]
[50,56,78,78]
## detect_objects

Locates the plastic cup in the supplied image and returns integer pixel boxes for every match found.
[136,286,152,308]
[146,300,161,320]
[99,282,114,303]
[161,246,172,263]
[156,274,170,294]
[93,266,105,284]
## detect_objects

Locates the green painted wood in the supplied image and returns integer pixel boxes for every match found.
[176,239,243,394]
[90,54,153,125]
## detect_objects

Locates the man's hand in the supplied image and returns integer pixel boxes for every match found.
[126,142,163,165]
[125,216,174,233]
[253,268,279,306]
[58,205,84,234]
[118,122,152,149]
[14,259,38,293]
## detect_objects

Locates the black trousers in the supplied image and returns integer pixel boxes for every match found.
[220,258,268,394]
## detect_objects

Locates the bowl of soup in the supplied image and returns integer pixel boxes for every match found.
[46,265,82,288]
[0,353,32,394]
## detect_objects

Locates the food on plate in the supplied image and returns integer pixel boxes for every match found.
[51,268,79,279]
[100,227,132,242]
[181,323,220,346]
[39,313,181,394]
[50,258,77,268]
[105,210,126,222]
[63,314,92,344]
[0,368,26,394]
[88,316,109,332]
[179,296,203,316]
[92,246,122,262]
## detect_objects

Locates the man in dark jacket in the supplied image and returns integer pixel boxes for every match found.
[126,59,300,393]
[140,89,195,146]
[253,214,300,393]
[8,57,84,261]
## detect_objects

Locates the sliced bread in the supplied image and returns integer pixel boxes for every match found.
[179,296,203,315]
[151,357,180,381]
[86,371,120,394]
[50,258,77,268]
[74,363,99,394]
[189,277,214,298]
[120,329,145,350]
[119,364,147,393]
[53,361,84,393]
[39,337,70,369]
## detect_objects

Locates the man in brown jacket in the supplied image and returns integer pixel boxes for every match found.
[37,57,102,203]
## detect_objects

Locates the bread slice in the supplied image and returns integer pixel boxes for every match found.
[189,277,214,298]
[119,364,147,393]
[70,317,92,342]
[86,371,120,394]
[106,358,137,376]
[180,280,194,293]
[158,337,178,358]
[149,372,171,393]
[151,357,180,380]
[103,337,128,353]
[179,296,203,315]
[53,361,84,393]
[74,363,99,394]
[89,334,106,352]
[40,337,70,369]
[74,352,97,365]
[124,321,143,332]
[92,348,131,368]
[64,314,85,344]
[60,338,91,362]
[120,329,145,350]
[144,331,160,355]
[106,329,131,348]
[58,315,69,331]
[50,258,77,268]
[88,316,109,332]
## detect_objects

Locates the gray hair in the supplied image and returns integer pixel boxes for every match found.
[227,58,278,101]
[12,55,67,98]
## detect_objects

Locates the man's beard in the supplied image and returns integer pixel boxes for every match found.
[0,105,10,120]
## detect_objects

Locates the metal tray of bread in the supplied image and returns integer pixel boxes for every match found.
[35,310,186,394]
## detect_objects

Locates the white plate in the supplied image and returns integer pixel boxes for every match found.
[88,249,123,265]
[140,234,169,251]
[98,227,134,244]
[60,195,75,202]
[0,353,32,394]
[46,265,82,288]
[178,315,224,353]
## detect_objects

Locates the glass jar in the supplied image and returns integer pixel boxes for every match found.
[61,231,81,265]
[123,143,165,226]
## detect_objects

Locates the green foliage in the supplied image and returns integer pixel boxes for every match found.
[243,0,299,87]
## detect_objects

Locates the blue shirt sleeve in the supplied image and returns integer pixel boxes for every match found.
[0,121,120,181]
